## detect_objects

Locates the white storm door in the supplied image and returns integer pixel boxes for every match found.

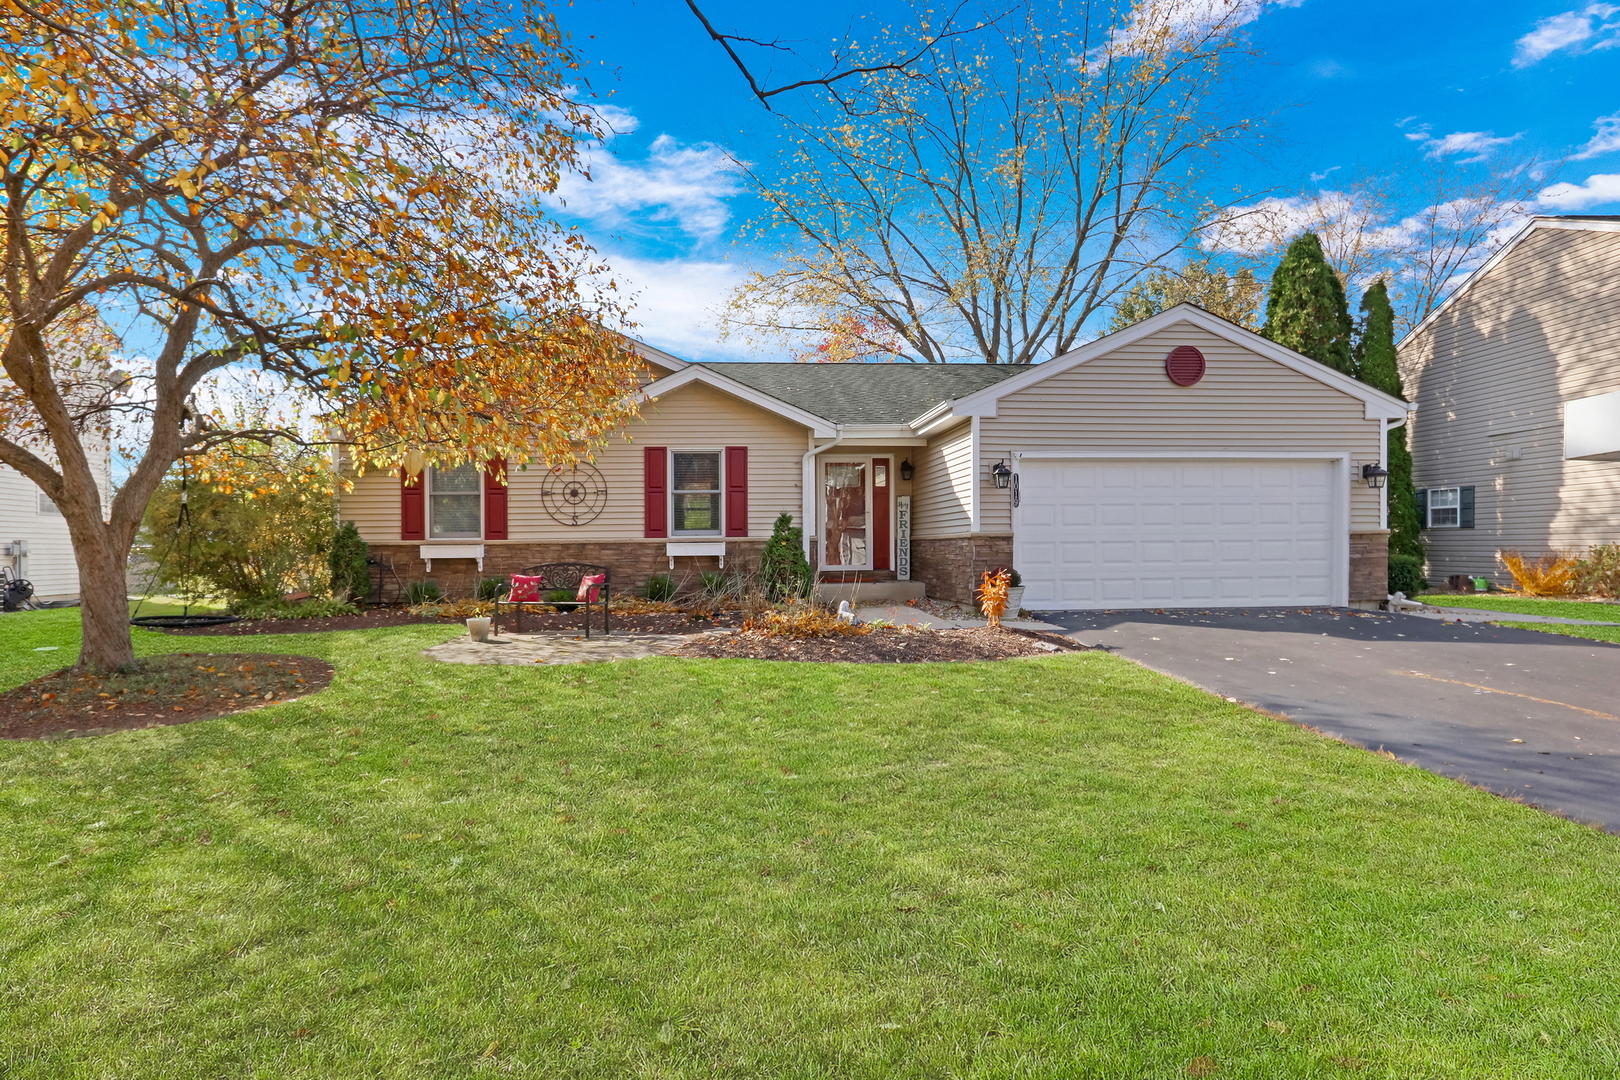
[1014,458,1340,610]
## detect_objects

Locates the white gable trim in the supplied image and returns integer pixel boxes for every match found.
[938,304,1410,423]
[1399,216,1620,347]
[639,366,838,437]
[629,337,690,374]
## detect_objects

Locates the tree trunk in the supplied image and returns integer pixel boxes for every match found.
[70,521,137,673]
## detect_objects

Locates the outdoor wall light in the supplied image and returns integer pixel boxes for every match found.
[991,460,1013,489]
[1362,462,1389,489]
[899,459,914,481]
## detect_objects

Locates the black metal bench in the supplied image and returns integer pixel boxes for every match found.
[493,562,611,637]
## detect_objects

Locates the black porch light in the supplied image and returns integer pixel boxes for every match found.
[1361,462,1389,489]
[899,459,914,481]
[991,460,1013,489]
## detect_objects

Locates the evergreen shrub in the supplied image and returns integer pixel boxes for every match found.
[759,512,813,599]
[328,520,370,603]
[1388,554,1426,597]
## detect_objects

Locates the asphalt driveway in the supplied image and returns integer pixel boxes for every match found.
[1038,607,1620,830]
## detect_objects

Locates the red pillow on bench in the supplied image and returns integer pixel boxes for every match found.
[576,574,606,603]
[508,574,544,602]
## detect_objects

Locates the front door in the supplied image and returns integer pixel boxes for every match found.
[822,460,870,569]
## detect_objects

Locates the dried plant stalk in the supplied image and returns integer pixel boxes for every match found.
[979,569,1011,628]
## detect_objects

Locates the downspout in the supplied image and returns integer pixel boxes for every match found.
[801,429,846,566]
[1384,409,1412,534]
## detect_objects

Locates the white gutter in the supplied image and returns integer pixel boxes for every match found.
[801,429,847,564]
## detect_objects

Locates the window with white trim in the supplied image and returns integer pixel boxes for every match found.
[38,492,60,515]
[1427,486,1460,528]
[428,463,482,538]
[671,451,722,535]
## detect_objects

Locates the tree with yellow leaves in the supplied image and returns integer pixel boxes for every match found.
[0,0,644,670]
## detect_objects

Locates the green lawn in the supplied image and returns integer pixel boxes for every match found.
[2,610,1619,1078]
[1496,621,1620,644]
[1415,594,1620,621]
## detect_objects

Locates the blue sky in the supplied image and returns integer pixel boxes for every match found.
[549,0,1620,361]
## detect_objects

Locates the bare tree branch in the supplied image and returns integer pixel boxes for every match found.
[684,0,990,110]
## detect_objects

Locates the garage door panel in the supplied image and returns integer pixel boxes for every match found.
[1016,458,1340,610]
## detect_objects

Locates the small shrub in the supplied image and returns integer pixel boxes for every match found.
[407,580,443,604]
[759,513,813,599]
[744,601,870,638]
[700,570,730,597]
[547,589,579,609]
[979,569,1011,626]
[1499,551,1578,597]
[233,597,360,620]
[1574,543,1620,597]
[475,576,508,601]
[1388,554,1426,597]
[644,574,676,602]
[328,520,370,603]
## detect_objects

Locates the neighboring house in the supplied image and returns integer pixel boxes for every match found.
[339,304,1407,609]
[0,456,111,601]
[1399,215,1620,586]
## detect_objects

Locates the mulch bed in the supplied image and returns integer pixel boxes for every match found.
[158,608,440,635]
[666,625,1090,663]
[0,654,334,740]
[160,607,746,636]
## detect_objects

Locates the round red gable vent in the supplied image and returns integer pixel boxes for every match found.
[1165,345,1206,386]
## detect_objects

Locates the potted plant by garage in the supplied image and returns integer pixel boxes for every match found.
[1002,568,1025,617]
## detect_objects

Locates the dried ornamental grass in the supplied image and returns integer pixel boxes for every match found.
[1499,551,1579,597]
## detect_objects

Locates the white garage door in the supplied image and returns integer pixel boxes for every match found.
[1015,458,1341,610]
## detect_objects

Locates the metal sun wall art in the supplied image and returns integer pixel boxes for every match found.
[541,462,608,525]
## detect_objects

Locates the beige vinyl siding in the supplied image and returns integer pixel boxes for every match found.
[339,381,810,544]
[1400,225,1620,582]
[980,324,1384,533]
[911,422,974,537]
[0,443,111,599]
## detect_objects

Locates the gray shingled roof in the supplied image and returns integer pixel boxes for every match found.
[694,362,1023,425]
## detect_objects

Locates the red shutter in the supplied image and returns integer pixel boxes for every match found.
[725,446,748,537]
[400,468,425,540]
[643,447,668,538]
[871,458,891,569]
[483,458,508,540]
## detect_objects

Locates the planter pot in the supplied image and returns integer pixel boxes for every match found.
[1003,586,1026,616]
[466,616,492,643]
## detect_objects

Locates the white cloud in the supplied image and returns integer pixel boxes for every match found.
[1092,0,1301,62]
[603,254,785,361]
[551,134,745,244]
[1419,130,1522,162]
[1513,4,1620,67]
[1311,165,1341,182]
[1536,172,1620,209]
[1574,110,1620,159]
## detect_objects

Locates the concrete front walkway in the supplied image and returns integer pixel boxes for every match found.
[423,631,703,665]
[1039,607,1620,831]
[1406,603,1620,627]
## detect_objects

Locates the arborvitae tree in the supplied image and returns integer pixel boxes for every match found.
[759,512,813,599]
[329,520,372,603]
[1355,280,1424,563]
[1260,233,1354,375]
[1109,258,1264,332]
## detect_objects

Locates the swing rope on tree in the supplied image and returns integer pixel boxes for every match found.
[129,459,240,630]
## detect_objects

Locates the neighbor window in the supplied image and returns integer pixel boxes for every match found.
[672,451,722,535]
[1428,486,1460,528]
[429,462,482,538]
[37,492,60,515]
